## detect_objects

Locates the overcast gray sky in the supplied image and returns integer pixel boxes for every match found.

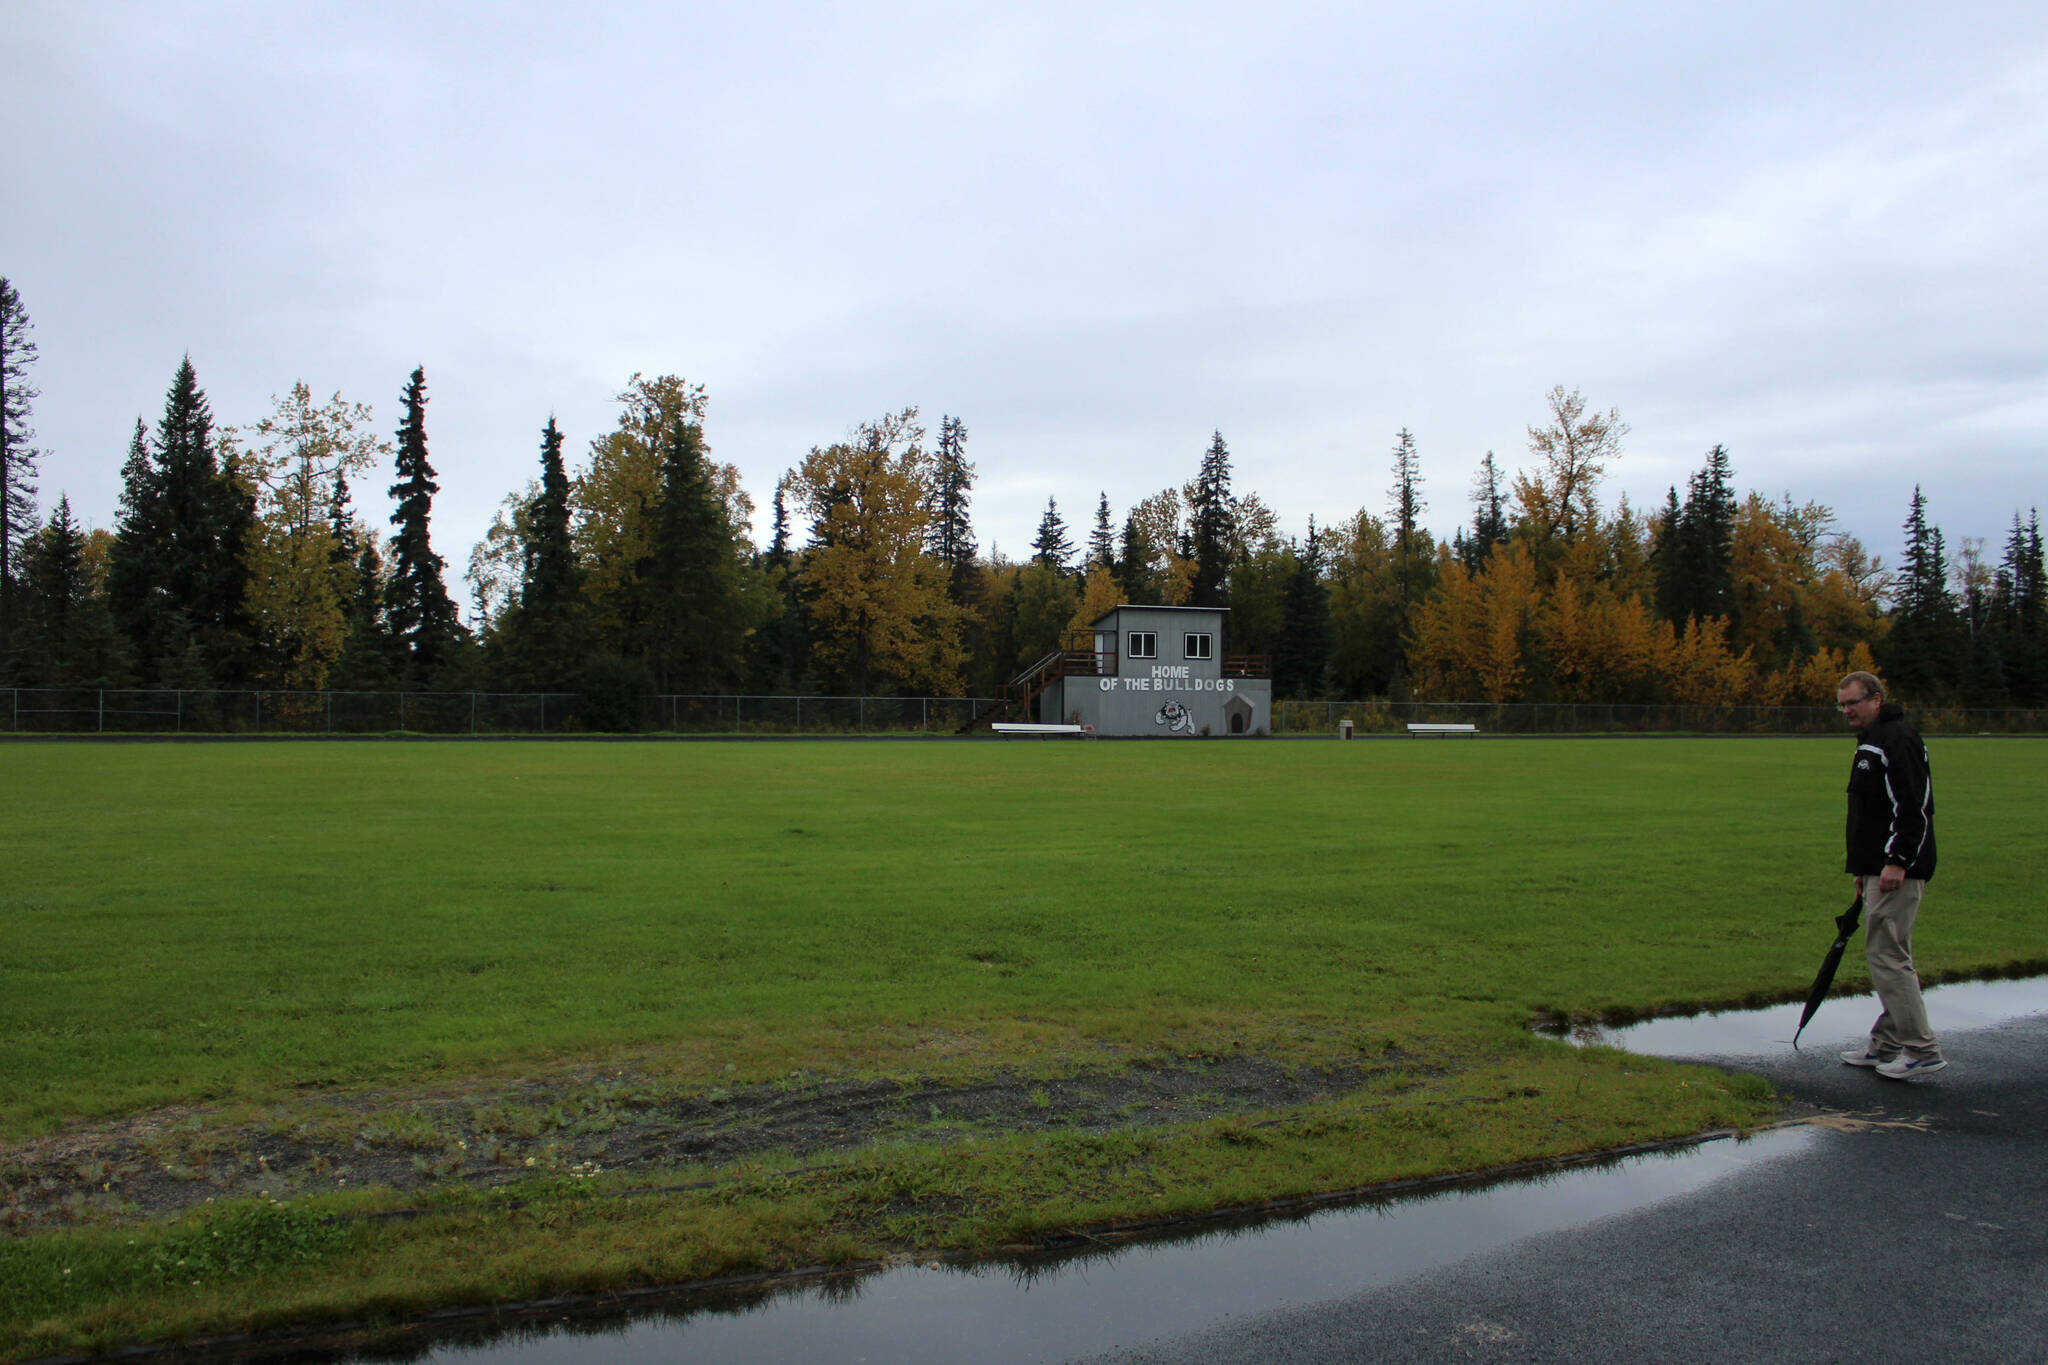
[6,1,2044,587]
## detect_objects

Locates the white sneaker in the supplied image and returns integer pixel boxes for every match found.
[1840,1049,1890,1068]
[1875,1055,1947,1080]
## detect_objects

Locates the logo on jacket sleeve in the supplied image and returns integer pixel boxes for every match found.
[1856,758,1872,771]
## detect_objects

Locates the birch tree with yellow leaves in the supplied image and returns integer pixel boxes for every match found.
[790,409,963,694]
[240,383,386,690]
[1515,385,1627,555]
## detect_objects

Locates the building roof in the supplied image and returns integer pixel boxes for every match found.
[1090,603,1231,626]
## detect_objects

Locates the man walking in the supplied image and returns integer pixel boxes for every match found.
[1836,671,1945,1079]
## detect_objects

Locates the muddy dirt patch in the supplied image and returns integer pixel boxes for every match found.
[1,1052,1423,1232]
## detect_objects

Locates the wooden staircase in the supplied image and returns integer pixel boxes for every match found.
[958,642,1109,734]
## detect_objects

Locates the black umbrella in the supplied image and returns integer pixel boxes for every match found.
[1791,892,1866,1048]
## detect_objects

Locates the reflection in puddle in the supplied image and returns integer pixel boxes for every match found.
[1555,975,2048,1056]
[316,1131,1811,1365]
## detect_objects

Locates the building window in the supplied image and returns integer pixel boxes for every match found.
[1184,633,1212,660]
[1128,631,1157,659]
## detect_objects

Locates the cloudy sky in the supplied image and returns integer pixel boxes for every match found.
[6,1,2044,587]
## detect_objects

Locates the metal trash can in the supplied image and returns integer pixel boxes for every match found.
[1339,719,1354,740]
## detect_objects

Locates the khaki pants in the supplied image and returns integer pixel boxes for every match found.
[1863,877,1940,1061]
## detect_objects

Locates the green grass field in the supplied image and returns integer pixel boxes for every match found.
[2,735,2044,1357]
[3,736,2044,1132]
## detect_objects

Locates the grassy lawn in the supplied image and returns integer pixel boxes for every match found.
[1,736,2043,1355]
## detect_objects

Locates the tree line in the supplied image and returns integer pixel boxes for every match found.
[2,278,2043,712]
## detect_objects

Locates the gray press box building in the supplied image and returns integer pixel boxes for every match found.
[1021,605,1272,737]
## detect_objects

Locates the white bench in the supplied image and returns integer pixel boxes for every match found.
[991,722,1090,737]
[1406,723,1478,735]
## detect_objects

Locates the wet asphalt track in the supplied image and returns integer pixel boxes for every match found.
[1089,1011,2048,1365]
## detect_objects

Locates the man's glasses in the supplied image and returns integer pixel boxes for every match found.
[1836,694,1875,712]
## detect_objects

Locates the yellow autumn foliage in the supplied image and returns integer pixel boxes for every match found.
[791,410,964,694]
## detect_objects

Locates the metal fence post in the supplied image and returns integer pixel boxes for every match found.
[399,692,406,730]
[859,695,865,731]
[471,691,478,734]
[98,689,104,733]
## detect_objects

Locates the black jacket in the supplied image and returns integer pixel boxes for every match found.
[1845,702,1936,880]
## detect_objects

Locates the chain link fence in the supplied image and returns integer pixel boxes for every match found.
[0,688,1001,735]
[5,687,2044,736]
[1271,698,2048,737]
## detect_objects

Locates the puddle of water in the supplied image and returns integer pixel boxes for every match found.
[1560,975,2048,1057]
[319,1129,1811,1365]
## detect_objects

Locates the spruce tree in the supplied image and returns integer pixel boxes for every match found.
[333,538,393,689]
[508,416,582,686]
[1701,447,1734,602]
[2024,509,2047,705]
[153,356,224,603]
[211,435,258,685]
[11,497,82,684]
[927,414,977,603]
[1652,486,1685,622]
[322,468,384,689]
[384,366,461,682]
[1461,450,1507,571]
[1992,508,2046,705]
[1190,431,1235,607]
[1387,429,1427,681]
[1032,498,1074,573]
[644,416,743,695]
[525,418,578,602]
[1882,487,1964,698]
[0,278,41,661]
[9,499,126,687]
[2021,511,2045,630]
[766,482,792,570]
[1686,444,1737,621]
[1653,445,1736,626]
[105,359,252,684]
[1088,493,1117,572]
[1276,518,1331,699]
[751,479,810,693]
[106,419,164,669]
[327,468,359,572]
[1959,540,2008,707]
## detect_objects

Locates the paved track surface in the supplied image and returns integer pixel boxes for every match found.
[1089,1012,2048,1365]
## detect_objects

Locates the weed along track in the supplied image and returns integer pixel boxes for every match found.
[1,1051,1428,1234]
